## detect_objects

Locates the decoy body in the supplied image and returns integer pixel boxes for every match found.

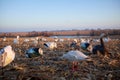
[61,50,88,61]
[44,42,57,50]
[92,33,108,55]
[0,45,15,67]
[26,48,43,58]
[80,33,108,56]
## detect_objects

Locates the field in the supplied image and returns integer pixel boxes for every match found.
[0,36,120,80]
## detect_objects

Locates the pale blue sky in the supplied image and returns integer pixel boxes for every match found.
[0,0,120,32]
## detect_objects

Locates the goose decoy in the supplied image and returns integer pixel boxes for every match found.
[70,39,78,49]
[44,42,57,50]
[92,33,108,55]
[70,41,77,48]
[61,50,89,72]
[13,39,19,44]
[0,45,15,67]
[3,37,6,41]
[61,50,88,61]
[80,39,93,52]
[26,47,43,58]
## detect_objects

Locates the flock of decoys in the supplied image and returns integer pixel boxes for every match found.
[0,33,110,67]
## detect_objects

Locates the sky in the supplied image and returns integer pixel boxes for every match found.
[0,0,120,32]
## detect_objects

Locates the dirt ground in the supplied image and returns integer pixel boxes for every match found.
[0,36,120,80]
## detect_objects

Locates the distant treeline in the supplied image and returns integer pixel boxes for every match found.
[0,29,120,38]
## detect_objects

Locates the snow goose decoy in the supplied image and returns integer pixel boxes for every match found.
[61,50,89,71]
[0,45,15,67]
[61,50,88,61]
[3,37,7,41]
[13,39,19,44]
[44,42,57,50]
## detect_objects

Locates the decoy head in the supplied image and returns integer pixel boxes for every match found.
[87,44,93,52]
[38,48,43,55]
[44,43,48,48]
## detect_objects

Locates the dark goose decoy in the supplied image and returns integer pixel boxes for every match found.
[92,33,108,55]
[26,47,43,58]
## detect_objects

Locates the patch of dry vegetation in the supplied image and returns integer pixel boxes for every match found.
[0,37,120,80]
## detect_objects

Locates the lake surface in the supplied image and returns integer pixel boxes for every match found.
[50,35,90,38]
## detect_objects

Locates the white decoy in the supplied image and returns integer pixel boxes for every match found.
[17,35,20,40]
[80,38,86,43]
[36,37,39,41]
[73,39,77,43]
[3,37,6,41]
[44,42,57,50]
[31,38,35,41]
[61,50,88,61]
[0,45,15,67]
[41,38,47,42]
[103,37,111,42]
[24,39,30,42]
[93,39,100,43]
[59,39,64,42]
[32,40,38,46]
[54,38,58,42]
[13,39,19,44]
[54,36,58,42]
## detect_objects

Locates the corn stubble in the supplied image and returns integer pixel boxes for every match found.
[0,37,120,80]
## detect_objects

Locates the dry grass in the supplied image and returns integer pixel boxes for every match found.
[0,37,120,80]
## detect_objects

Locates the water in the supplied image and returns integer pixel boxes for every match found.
[50,35,90,38]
